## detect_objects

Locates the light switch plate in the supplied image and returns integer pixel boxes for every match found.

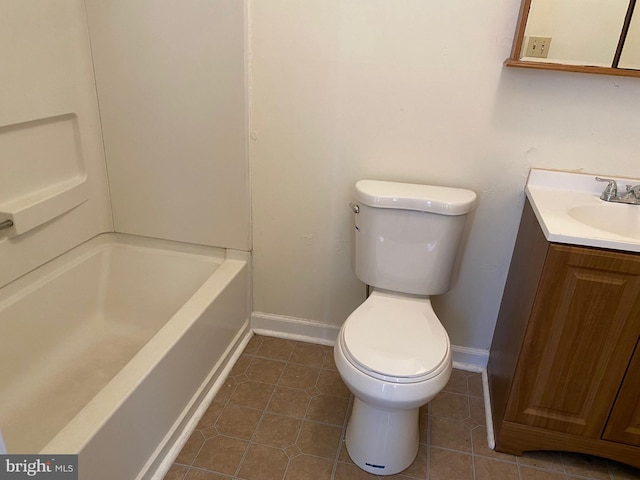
[525,36,552,58]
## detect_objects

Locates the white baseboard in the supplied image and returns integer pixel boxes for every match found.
[451,345,489,372]
[250,312,489,372]
[251,311,340,346]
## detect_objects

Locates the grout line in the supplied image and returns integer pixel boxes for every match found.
[516,459,525,480]
[186,464,234,479]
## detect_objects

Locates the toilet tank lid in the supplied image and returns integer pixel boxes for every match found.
[355,180,477,215]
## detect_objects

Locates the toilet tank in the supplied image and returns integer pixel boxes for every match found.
[353,180,476,296]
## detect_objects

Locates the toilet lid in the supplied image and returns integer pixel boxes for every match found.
[342,291,450,383]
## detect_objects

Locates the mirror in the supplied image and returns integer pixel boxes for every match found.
[620,6,640,68]
[506,0,640,77]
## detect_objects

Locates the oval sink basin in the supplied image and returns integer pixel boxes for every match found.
[568,204,640,239]
[526,169,640,252]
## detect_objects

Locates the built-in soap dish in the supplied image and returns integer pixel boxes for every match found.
[0,177,88,237]
[0,113,88,237]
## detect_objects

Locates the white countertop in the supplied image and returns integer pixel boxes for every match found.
[525,169,640,253]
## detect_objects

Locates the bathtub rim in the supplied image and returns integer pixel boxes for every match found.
[0,232,227,310]
[0,231,244,456]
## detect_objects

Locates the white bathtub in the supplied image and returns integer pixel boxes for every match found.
[0,233,250,480]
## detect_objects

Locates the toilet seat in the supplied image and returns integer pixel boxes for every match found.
[341,290,450,384]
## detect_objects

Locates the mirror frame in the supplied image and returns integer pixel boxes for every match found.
[505,0,640,78]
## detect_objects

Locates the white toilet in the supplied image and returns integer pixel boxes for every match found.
[334,179,476,475]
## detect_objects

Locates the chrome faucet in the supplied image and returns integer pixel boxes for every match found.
[596,177,640,205]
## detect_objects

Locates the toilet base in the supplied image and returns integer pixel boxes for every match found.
[345,397,420,476]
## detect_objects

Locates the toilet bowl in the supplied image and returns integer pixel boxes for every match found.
[334,290,451,475]
[336,179,476,475]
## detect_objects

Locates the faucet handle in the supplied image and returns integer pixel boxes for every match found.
[626,184,640,200]
[595,177,618,200]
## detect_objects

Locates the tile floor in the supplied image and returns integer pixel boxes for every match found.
[163,335,640,480]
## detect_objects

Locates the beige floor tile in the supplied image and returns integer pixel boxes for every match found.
[211,377,237,405]
[196,402,224,430]
[278,363,321,390]
[562,453,611,480]
[418,407,429,444]
[255,337,295,361]
[463,417,481,430]
[192,435,248,475]
[471,426,517,462]
[430,416,472,453]
[229,354,251,378]
[175,431,206,465]
[430,391,470,422]
[443,369,469,395]
[321,348,337,370]
[243,335,263,355]
[469,396,486,426]
[229,381,275,410]
[284,454,334,480]
[429,446,473,480]
[334,462,380,480]
[400,444,427,479]
[518,451,565,472]
[609,461,640,479]
[290,342,327,367]
[467,373,484,398]
[163,464,189,480]
[296,421,342,459]
[213,405,262,439]
[474,456,520,480]
[285,445,302,459]
[338,442,353,463]
[245,357,286,384]
[237,444,289,480]
[520,467,568,480]
[200,426,217,440]
[184,469,229,480]
[267,386,311,417]
[316,369,351,398]
[305,395,349,425]
[254,413,302,448]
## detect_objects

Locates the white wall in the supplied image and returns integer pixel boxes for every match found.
[249,0,640,352]
[0,0,112,288]
[85,0,250,251]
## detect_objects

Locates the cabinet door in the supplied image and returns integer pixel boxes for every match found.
[505,245,640,438]
[603,341,640,446]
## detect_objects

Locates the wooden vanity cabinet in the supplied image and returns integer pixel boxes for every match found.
[488,199,640,468]
[603,343,640,447]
